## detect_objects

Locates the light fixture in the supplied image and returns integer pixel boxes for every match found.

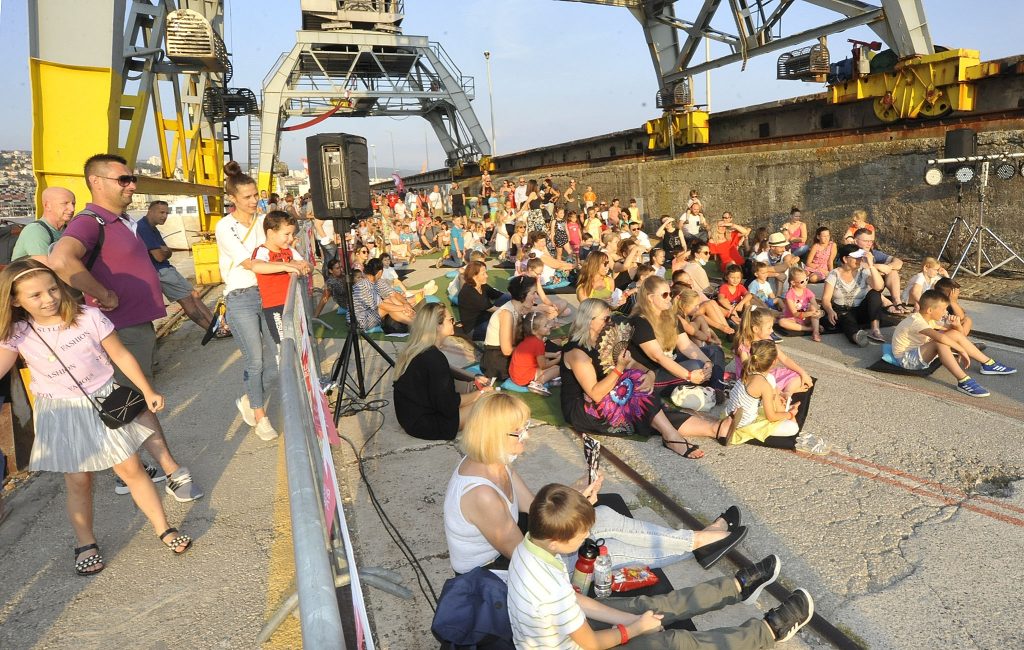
[924,166,943,186]
[995,159,1016,180]
[954,165,976,183]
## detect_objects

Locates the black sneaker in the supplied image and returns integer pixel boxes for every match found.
[114,462,166,495]
[736,554,780,604]
[765,588,814,642]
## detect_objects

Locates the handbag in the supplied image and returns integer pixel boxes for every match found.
[30,325,147,429]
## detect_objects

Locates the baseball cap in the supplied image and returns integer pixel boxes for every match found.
[848,249,867,259]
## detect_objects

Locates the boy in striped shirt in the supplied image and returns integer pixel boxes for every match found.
[507,484,814,649]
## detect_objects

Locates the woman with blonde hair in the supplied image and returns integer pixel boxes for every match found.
[443,392,746,574]
[628,275,725,389]
[393,302,492,440]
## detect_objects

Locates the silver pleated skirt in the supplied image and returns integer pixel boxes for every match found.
[29,380,155,473]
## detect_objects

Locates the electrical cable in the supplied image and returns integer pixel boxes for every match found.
[334,398,440,611]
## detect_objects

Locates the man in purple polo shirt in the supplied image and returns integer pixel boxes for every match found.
[48,153,203,502]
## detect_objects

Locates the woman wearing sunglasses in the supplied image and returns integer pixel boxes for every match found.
[629,275,726,396]
[444,391,745,575]
[560,300,726,460]
[393,302,493,441]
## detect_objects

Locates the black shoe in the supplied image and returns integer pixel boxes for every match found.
[765,588,814,642]
[715,505,741,532]
[693,525,747,569]
[736,555,780,604]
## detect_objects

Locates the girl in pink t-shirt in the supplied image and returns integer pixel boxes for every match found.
[779,267,822,342]
[0,261,193,575]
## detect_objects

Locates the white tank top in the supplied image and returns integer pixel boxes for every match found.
[443,458,519,574]
[483,301,517,347]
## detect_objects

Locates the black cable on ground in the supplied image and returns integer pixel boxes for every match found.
[334,397,440,611]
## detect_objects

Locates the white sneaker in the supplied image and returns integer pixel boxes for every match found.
[254,418,280,441]
[794,433,831,455]
[236,395,256,427]
[527,381,551,396]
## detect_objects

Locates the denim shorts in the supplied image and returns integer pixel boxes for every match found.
[898,346,936,370]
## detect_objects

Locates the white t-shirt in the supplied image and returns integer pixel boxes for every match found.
[429,191,443,211]
[318,218,336,246]
[904,272,939,303]
[216,214,267,293]
[514,185,529,207]
[508,536,586,649]
[680,213,703,236]
[892,312,939,358]
[531,246,555,284]
[825,267,870,309]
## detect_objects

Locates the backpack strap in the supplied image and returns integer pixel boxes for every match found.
[69,209,106,271]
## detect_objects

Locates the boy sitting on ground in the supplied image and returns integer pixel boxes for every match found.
[508,484,814,650]
[890,289,1015,398]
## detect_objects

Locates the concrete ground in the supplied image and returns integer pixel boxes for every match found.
[0,252,1020,649]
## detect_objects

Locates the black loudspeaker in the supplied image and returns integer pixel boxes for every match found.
[944,128,976,159]
[306,133,372,221]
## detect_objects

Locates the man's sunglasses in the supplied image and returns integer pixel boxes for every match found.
[98,174,138,187]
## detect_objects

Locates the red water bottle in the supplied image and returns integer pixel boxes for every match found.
[570,538,601,594]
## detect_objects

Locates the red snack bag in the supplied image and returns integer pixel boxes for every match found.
[610,566,659,593]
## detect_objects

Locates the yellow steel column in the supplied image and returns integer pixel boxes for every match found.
[29,1,126,213]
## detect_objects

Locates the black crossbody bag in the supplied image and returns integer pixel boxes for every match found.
[29,325,147,429]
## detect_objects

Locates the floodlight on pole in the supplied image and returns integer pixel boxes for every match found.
[994,159,1016,180]
[923,166,942,186]
[483,51,496,156]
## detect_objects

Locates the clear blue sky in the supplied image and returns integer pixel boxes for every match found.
[0,0,1019,172]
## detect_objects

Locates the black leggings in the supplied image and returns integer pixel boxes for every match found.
[746,378,815,450]
[833,290,885,344]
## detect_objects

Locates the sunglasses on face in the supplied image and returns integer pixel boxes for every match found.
[508,427,530,441]
[659,291,671,299]
[99,174,138,187]
[793,279,807,285]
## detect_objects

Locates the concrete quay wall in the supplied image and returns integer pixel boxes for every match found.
[507,124,1024,264]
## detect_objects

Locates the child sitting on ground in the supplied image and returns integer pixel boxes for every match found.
[904,257,949,310]
[779,267,822,341]
[722,340,829,454]
[252,211,312,343]
[578,232,598,261]
[649,247,667,278]
[933,277,977,338]
[735,306,813,398]
[747,261,778,310]
[672,269,734,335]
[717,264,755,327]
[890,289,1015,397]
[524,257,574,322]
[507,483,816,649]
[508,312,561,395]
[673,287,723,348]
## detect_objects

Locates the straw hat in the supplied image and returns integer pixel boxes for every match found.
[767,232,788,247]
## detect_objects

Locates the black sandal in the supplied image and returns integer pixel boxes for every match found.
[662,438,704,459]
[159,527,193,555]
[74,543,105,576]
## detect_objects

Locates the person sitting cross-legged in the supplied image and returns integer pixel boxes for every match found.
[507,483,816,650]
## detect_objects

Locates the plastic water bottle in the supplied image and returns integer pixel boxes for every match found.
[593,545,613,599]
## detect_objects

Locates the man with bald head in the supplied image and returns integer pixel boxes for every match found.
[12,186,76,260]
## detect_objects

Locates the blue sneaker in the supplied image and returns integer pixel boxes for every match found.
[770,332,783,343]
[979,361,1016,375]
[957,378,990,398]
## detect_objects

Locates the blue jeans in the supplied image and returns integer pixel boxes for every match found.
[561,505,695,572]
[225,286,268,408]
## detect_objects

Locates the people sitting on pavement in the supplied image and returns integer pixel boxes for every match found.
[352,257,415,334]
[506,483,815,649]
[682,240,715,297]
[679,200,709,248]
[393,302,493,440]
[778,267,823,341]
[890,289,1015,398]
[904,257,949,311]
[804,226,836,283]
[457,260,505,341]
[934,277,977,338]
[560,299,728,460]
[524,257,574,322]
[781,206,809,258]
[852,227,910,314]
[747,261,780,311]
[628,276,725,390]
[527,231,576,288]
[672,288,726,353]
[443,393,746,575]
[821,244,887,347]
[508,312,561,395]
[315,257,347,317]
[671,268,734,334]
[481,275,535,382]
[655,215,684,255]
[723,340,829,454]
[576,251,616,305]
[717,264,757,327]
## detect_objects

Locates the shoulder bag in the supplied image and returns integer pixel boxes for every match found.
[29,324,147,429]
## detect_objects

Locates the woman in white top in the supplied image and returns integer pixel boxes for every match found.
[216,162,276,441]
[480,276,535,382]
[821,244,886,346]
[443,392,744,574]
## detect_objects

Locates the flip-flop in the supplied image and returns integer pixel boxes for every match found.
[662,438,704,459]
[867,331,886,344]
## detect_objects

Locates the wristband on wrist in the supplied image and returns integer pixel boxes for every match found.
[612,367,622,376]
[617,624,629,645]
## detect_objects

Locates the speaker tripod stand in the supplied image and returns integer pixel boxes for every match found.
[943,162,1024,278]
[325,233,395,423]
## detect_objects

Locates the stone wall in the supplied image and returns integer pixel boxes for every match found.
[501,126,1024,267]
